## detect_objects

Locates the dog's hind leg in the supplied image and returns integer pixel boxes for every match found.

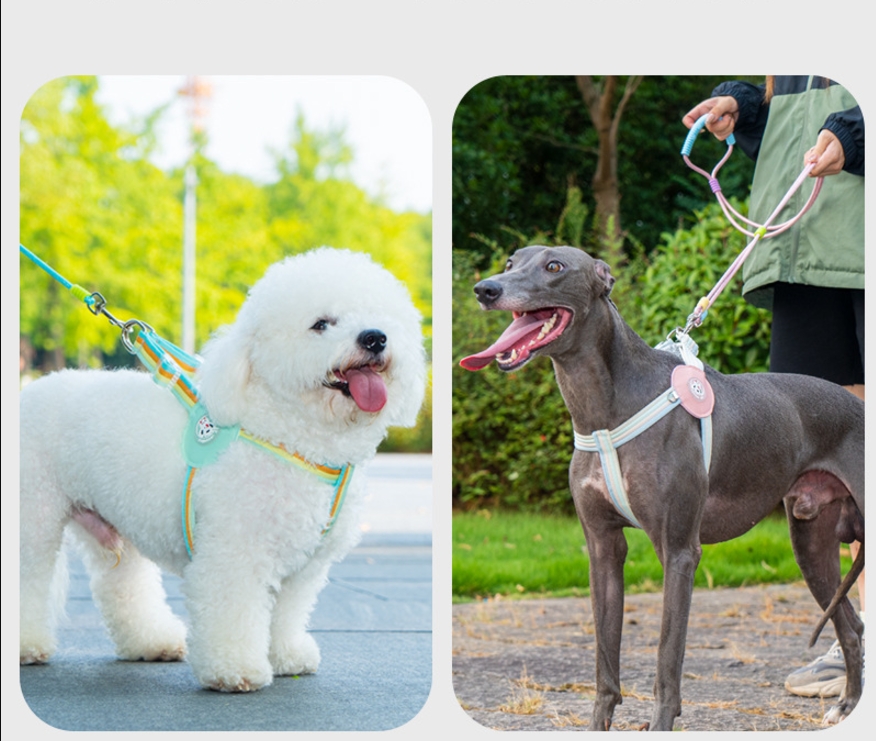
[268,558,333,676]
[20,444,72,665]
[20,516,69,665]
[72,522,187,662]
[785,488,864,724]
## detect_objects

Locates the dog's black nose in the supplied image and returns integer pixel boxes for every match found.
[358,329,387,354]
[474,279,503,305]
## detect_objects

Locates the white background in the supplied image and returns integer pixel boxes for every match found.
[3,1,872,738]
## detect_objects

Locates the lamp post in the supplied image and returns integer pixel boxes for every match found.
[182,160,197,354]
[178,76,211,354]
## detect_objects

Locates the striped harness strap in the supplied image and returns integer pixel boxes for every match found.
[573,364,714,530]
[131,326,353,559]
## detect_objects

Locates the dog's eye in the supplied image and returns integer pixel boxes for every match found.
[504,259,513,272]
[310,319,330,332]
[545,260,564,273]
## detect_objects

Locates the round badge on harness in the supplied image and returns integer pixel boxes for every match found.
[671,364,714,418]
[196,414,218,443]
[183,403,241,467]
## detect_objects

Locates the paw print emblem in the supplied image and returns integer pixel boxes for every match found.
[688,377,706,400]
[196,414,218,443]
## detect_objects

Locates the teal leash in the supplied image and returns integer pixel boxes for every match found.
[20,244,96,308]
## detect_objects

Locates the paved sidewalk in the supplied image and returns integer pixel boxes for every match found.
[18,454,432,733]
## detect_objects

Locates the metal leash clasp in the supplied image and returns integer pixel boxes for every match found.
[86,292,153,354]
[120,319,155,354]
[655,327,703,370]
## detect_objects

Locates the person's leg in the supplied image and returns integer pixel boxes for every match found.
[843,298,864,616]
[771,285,864,699]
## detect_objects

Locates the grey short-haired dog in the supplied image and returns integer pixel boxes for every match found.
[461,245,864,730]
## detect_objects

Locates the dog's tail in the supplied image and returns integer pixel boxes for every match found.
[808,540,865,647]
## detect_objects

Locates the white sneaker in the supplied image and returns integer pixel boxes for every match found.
[785,641,847,698]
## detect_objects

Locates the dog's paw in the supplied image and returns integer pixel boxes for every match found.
[20,627,58,665]
[270,632,321,676]
[113,615,187,662]
[118,641,187,662]
[205,675,270,693]
[822,703,850,725]
[197,663,274,693]
[20,646,53,665]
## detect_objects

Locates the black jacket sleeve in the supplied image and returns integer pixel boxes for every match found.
[711,81,769,161]
[823,106,864,176]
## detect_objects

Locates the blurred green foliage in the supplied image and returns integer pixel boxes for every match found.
[19,76,432,452]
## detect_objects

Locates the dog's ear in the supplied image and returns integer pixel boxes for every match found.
[594,260,616,295]
[197,323,253,426]
[389,344,428,428]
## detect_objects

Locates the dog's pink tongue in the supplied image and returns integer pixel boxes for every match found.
[460,313,545,371]
[346,367,387,412]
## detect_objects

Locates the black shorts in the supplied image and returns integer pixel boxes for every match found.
[769,283,865,386]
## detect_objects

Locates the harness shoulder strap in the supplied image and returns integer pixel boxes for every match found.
[573,367,714,530]
[591,430,643,528]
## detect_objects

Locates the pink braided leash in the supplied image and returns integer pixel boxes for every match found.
[679,114,824,334]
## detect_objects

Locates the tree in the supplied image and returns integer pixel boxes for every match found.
[574,75,642,264]
[266,114,432,329]
[452,76,758,263]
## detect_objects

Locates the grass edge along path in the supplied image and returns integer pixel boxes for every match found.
[452,510,853,602]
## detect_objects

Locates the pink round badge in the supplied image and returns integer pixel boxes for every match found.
[671,365,714,418]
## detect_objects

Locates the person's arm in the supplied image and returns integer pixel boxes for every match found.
[821,106,864,176]
[710,81,769,160]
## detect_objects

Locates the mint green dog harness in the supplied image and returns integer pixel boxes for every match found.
[132,326,354,559]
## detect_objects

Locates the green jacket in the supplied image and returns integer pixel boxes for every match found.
[713,77,864,310]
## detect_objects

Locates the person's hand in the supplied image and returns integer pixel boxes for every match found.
[682,96,739,141]
[805,129,846,176]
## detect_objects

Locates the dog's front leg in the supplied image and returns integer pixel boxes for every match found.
[183,554,277,692]
[581,519,628,731]
[269,557,333,676]
[649,538,702,731]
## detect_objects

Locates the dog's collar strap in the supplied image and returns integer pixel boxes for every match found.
[574,387,682,453]
[574,370,713,529]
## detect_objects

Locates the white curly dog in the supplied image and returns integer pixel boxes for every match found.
[20,247,426,691]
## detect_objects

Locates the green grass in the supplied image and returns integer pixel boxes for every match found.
[452,510,852,602]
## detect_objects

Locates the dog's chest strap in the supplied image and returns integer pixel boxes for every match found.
[181,411,355,559]
[573,365,714,529]
[131,326,353,560]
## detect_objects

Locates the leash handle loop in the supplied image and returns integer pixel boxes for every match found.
[679,121,824,335]
[680,113,735,157]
